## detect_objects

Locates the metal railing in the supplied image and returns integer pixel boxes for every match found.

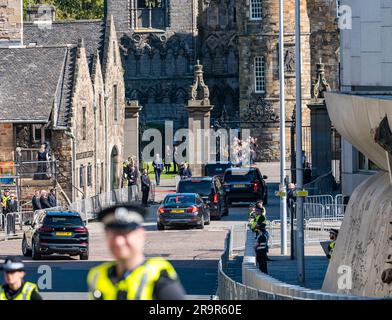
[68,185,156,222]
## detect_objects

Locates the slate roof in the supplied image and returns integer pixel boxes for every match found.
[0,45,76,125]
[23,20,106,71]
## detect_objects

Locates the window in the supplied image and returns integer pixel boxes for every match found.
[254,56,266,93]
[87,163,92,187]
[99,94,102,123]
[82,107,87,140]
[101,162,105,193]
[113,85,118,121]
[250,0,262,21]
[132,0,167,30]
[358,152,379,171]
[32,124,42,143]
[79,165,84,188]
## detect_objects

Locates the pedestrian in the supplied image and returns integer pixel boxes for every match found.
[0,257,42,300]
[1,189,10,215]
[254,223,269,274]
[126,163,139,201]
[141,169,151,207]
[32,190,42,212]
[180,163,192,180]
[152,154,164,186]
[287,183,296,218]
[250,200,267,233]
[327,229,339,260]
[34,143,49,180]
[6,194,17,235]
[40,190,51,209]
[173,145,179,174]
[164,145,172,174]
[48,189,57,207]
[304,162,312,184]
[87,204,186,300]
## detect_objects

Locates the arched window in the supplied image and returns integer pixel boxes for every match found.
[254,56,266,93]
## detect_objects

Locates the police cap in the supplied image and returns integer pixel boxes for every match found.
[1,256,25,272]
[329,228,339,236]
[97,204,147,232]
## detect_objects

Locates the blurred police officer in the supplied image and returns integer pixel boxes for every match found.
[0,257,42,300]
[87,204,186,300]
[254,223,269,274]
[327,229,339,260]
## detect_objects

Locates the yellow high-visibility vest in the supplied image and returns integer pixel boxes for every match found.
[328,241,336,259]
[0,282,38,300]
[87,257,178,300]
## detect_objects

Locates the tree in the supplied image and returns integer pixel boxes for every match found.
[23,0,104,20]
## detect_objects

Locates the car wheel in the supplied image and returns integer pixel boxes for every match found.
[22,236,32,257]
[157,223,165,231]
[32,239,41,260]
[205,213,211,225]
[222,205,229,216]
[197,216,205,229]
[80,252,89,260]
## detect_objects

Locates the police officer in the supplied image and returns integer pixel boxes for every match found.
[1,189,10,214]
[254,223,269,274]
[250,200,267,233]
[87,204,186,300]
[248,203,257,223]
[327,229,339,260]
[0,257,42,300]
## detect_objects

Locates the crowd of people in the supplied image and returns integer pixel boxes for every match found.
[31,189,57,211]
[231,136,259,166]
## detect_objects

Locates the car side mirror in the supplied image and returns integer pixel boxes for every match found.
[262,175,268,180]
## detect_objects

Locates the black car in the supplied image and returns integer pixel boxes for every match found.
[204,162,233,180]
[223,167,268,206]
[177,177,229,219]
[157,193,211,230]
[22,210,89,260]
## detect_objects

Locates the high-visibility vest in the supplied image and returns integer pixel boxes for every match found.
[1,196,9,208]
[87,258,178,300]
[250,209,267,231]
[328,241,336,259]
[0,282,38,300]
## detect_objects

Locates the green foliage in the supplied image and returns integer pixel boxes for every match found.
[23,0,104,20]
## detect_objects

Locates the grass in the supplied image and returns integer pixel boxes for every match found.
[142,162,179,181]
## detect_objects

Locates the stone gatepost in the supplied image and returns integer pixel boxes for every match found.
[124,100,142,164]
[307,60,332,179]
[186,61,213,177]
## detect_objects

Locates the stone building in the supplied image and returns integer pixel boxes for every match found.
[0,14,126,203]
[105,0,340,161]
[0,0,22,47]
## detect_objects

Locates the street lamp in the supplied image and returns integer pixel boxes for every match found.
[295,0,305,283]
[279,0,288,255]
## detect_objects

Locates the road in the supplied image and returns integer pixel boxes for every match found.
[0,179,280,300]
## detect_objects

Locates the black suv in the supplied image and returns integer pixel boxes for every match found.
[22,210,89,260]
[204,162,233,180]
[223,167,268,206]
[177,177,229,219]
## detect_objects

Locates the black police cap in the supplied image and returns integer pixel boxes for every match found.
[1,256,25,272]
[329,228,339,236]
[97,204,147,231]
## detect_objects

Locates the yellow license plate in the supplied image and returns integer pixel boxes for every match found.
[56,232,72,236]
[234,184,246,188]
[171,209,185,213]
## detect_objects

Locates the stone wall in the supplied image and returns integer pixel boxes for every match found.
[103,17,125,190]
[0,123,14,161]
[70,42,96,201]
[0,0,22,46]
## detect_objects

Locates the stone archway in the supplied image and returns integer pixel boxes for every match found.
[110,146,119,190]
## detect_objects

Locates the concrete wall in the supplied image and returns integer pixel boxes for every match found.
[322,171,392,297]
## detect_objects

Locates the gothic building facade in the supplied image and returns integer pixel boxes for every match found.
[106,0,340,161]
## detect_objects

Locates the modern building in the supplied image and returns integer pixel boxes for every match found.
[326,0,391,195]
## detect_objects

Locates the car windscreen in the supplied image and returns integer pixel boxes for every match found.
[43,216,84,226]
[205,164,231,176]
[177,181,212,196]
[163,195,196,205]
[224,170,257,182]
